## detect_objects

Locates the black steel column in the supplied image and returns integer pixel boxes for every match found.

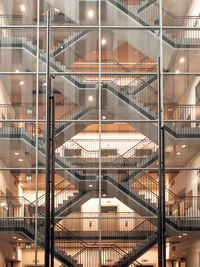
[50,95,55,267]
[158,57,166,267]
[161,125,166,267]
[45,10,51,267]
[158,56,163,267]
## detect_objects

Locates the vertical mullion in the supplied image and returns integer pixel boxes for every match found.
[34,0,40,266]
[98,0,102,265]
[45,10,51,267]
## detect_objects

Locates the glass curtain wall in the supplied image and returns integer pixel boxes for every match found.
[0,0,200,266]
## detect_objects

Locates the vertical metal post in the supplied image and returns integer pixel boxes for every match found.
[158,56,163,267]
[51,95,55,267]
[162,126,166,267]
[98,0,102,266]
[158,58,166,267]
[45,10,51,267]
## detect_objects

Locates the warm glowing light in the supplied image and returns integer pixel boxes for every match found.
[88,9,94,18]
[176,152,181,156]
[89,184,93,188]
[88,95,94,101]
[181,144,186,148]
[102,116,106,120]
[14,152,19,155]
[54,8,60,13]
[101,38,106,45]
[15,69,20,73]
[179,57,185,63]
[18,159,23,162]
[19,81,24,85]
[20,5,26,12]
[175,70,180,74]
[42,82,47,87]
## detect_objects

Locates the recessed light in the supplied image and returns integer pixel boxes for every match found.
[54,8,60,13]
[13,236,17,239]
[18,238,22,241]
[183,233,188,236]
[102,116,106,120]
[102,194,106,197]
[19,81,24,85]
[178,235,182,238]
[26,108,33,114]
[15,69,20,73]
[26,176,32,181]
[181,144,186,148]
[176,152,181,155]
[88,95,94,101]
[89,184,93,188]
[179,57,185,63]
[101,39,106,45]
[175,70,180,74]
[88,10,94,18]
[18,159,23,162]
[14,152,19,155]
[20,5,26,12]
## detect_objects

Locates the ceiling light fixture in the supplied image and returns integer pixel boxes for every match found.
[88,9,94,18]
[101,39,106,45]
[13,236,17,239]
[14,152,19,155]
[18,238,22,241]
[175,70,180,74]
[181,144,186,148]
[89,184,93,188]
[102,116,106,120]
[42,82,47,87]
[178,235,182,238]
[20,5,26,12]
[88,95,94,101]
[183,233,188,236]
[18,159,23,162]
[15,69,20,73]
[102,194,106,197]
[176,152,181,156]
[19,81,24,85]
[54,8,60,13]
[179,57,185,63]
[26,176,32,181]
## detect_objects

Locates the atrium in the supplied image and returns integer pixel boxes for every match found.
[0,0,200,266]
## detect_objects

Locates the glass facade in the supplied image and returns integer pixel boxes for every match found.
[0,0,200,266]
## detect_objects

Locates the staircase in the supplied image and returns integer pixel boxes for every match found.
[1,37,199,138]
[107,0,200,49]
[111,219,157,266]
[0,197,84,267]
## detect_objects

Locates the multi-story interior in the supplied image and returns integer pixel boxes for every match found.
[0,0,200,266]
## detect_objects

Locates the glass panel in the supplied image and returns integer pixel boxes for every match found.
[163,30,200,72]
[101,74,158,120]
[0,0,37,25]
[0,28,37,72]
[0,75,37,120]
[103,0,160,26]
[0,122,36,168]
[40,0,99,26]
[51,28,99,73]
[163,0,199,27]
